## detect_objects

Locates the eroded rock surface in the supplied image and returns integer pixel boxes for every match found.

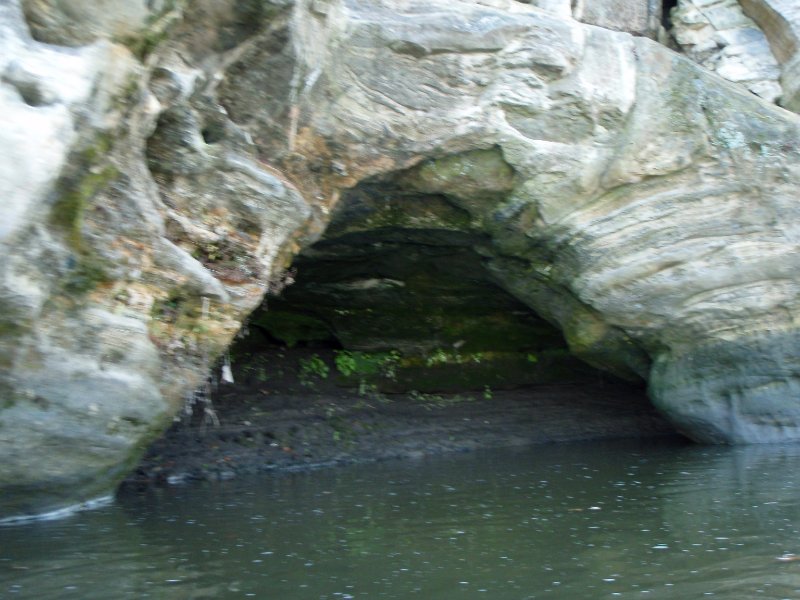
[0,0,310,518]
[3,0,800,518]
[573,0,662,38]
[670,0,783,102]
[739,0,800,111]
[670,0,800,111]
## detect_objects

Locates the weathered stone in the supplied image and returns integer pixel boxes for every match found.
[5,0,800,520]
[0,0,311,518]
[520,0,571,19]
[275,0,800,445]
[20,0,181,57]
[650,332,800,443]
[670,0,783,102]
[573,0,661,38]
[739,0,800,111]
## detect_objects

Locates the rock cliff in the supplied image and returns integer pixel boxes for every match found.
[2,0,800,518]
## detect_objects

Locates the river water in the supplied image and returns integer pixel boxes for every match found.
[2,438,800,599]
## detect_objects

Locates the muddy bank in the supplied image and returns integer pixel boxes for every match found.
[124,347,680,486]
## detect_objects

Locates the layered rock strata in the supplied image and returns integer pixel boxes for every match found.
[3,0,800,518]
[0,0,311,518]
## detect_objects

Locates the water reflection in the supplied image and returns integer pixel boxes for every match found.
[3,439,800,599]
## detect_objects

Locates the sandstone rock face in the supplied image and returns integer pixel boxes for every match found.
[0,0,310,518]
[4,0,800,518]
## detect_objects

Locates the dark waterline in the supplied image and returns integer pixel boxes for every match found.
[3,438,800,599]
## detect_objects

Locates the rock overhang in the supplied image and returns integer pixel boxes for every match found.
[3,0,800,519]
[244,165,614,394]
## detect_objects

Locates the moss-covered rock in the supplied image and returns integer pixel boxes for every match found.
[48,136,120,296]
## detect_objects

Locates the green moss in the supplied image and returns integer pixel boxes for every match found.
[151,291,205,326]
[334,350,401,379]
[117,0,181,61]
[0,321,22,338]
[328,347,594,394]
[123,29,170,61]
[50,167,116,253]
[562,310,648,381]
[48,136,118,296]
[62,254,111,296]
[49,133,115,250]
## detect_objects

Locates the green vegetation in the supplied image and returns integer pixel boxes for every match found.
[334,350,401,380]
[334,350,358,377]
[151,290,191,323]
[117,0,181,61]
[62,254,112,296]
[50,136,115,254]
[49,165,116,250]
[424,348,486,367]
[298,354,329,387]
[124,28,170,61]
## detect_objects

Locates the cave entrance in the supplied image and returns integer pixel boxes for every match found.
[224,167,674,443]
[241,179,602,394]
[135,162,678,482]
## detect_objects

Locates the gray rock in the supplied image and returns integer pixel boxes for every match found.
[0,0,311,518]
[20,0,178,48]
[739,0,800,111]
[4,0,800,520]
[257,0,800,444]
[650,332,800,443]
[573,0,661,38]
[670,0,783,102]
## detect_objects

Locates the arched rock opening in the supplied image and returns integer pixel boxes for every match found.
[136,167,681,481]
[244,177,603,393]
